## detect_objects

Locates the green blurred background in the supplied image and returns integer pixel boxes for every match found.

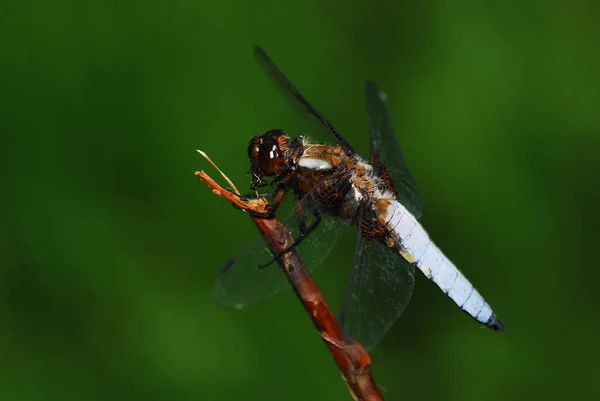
[2,1,599,400]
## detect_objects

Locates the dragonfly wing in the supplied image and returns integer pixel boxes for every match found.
[253,46,355,155]
[215,181,351,309]
[339,210,416,350]
[366,81,423,219]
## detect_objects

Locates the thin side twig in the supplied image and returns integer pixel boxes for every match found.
[196,169,383,401]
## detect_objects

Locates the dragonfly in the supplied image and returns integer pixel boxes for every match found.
[214,46,504,350]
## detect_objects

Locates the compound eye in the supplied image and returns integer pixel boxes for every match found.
[248,135,284,176]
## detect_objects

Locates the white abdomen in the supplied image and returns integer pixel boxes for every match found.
[384,200,502,329]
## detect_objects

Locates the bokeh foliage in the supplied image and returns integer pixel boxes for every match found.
[2,1,599,400]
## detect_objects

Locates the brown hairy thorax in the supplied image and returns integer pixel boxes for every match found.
[246,131,396,237]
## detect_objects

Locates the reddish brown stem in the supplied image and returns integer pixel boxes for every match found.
[196,171,383,401]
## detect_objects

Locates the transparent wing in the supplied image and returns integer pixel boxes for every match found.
[339,214,416,350]
[366,81,423,219]
[215,182,351,309]
[253,46,355,155]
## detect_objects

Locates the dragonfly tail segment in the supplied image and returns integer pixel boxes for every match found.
[385,199,505,331]
[484,314,504,331]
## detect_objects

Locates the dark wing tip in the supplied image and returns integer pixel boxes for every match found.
[365,81,379,96]
[219,258,235,276]
[486,314,505,332]
[365,80,377,88]
[253,45,266,57]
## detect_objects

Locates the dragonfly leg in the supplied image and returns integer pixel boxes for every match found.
[257,207,322,269]
[231,203,272,218]
[239,191,274,199]
[256,171,352,268]
[249,173,264,191]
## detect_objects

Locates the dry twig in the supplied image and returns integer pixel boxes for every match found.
[196,161,383,401]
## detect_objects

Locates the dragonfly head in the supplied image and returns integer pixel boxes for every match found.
[248,129,290,177]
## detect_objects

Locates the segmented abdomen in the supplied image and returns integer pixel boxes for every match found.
[384,200,503,330]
